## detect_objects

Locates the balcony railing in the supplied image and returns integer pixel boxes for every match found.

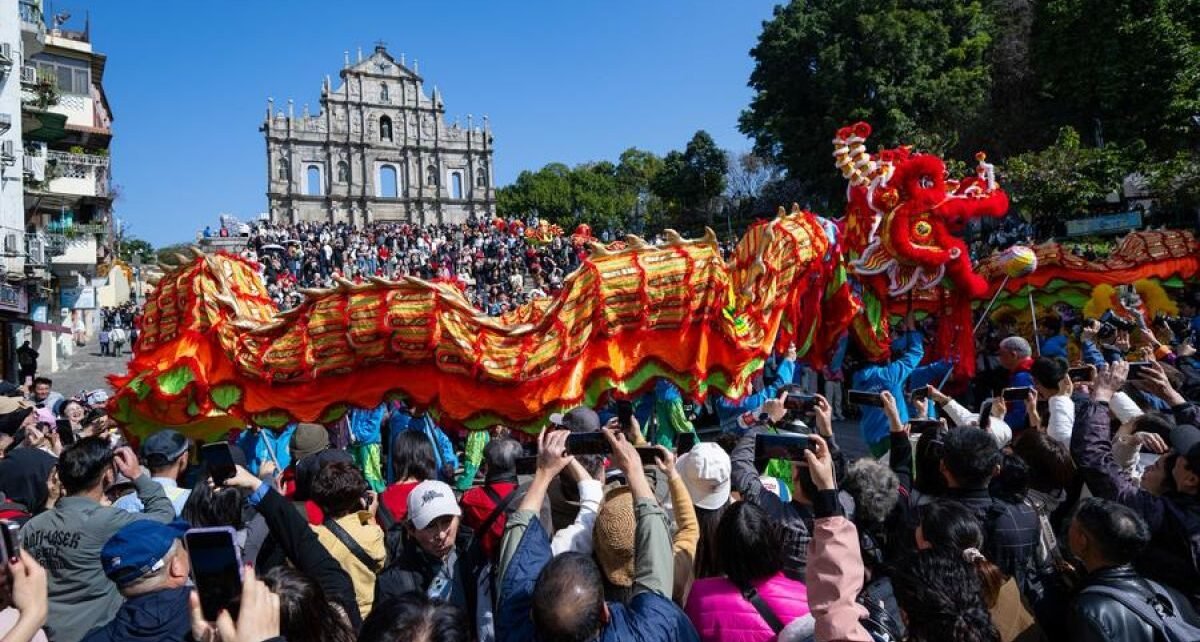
[46,150,109,168]
[25,232,65,266]
[19,0,42,26]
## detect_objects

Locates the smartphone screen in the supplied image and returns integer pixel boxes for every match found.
[784,393,817,412]
[616,400,634,432]
[0,521,16,564]
[1128,361,1154,379]
[755,433,814,461]
[55,419,76,446]
[847,390,885,407]
[1002,387,1035,402]
[1068,366,1094,383]
[674,431,698,455]
[909,419,942,435]
[909,387,929,402]
[201,443,237,486]
[635,446,660,466]
[186,527,243,621]
[566,432,611,456]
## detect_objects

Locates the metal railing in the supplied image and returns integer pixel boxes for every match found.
[46,150,110,167]
[18,0,42,27]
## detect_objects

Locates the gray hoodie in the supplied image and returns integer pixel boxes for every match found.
[22,473,174,642]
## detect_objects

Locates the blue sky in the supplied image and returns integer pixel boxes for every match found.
[59,1,779,246]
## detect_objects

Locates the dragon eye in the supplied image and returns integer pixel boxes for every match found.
[919,175,935,189]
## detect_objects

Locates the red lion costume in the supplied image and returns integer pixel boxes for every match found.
[834,123,1009,374]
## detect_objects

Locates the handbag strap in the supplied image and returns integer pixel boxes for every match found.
[739,583,785,634]
[324,516,383,572]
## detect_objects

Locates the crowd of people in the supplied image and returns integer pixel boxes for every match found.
[0,284,1194,642]
[235,219,583,314]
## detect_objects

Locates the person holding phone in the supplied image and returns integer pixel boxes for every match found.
[715,345,798,435]
[997,336,1036,432]
[81,520,193,642]
[21,438,175,642]
[495,428,699,642]
[113,430,192,516]
[850,313,925,458]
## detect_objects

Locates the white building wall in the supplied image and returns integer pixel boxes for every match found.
[0,0,27,277]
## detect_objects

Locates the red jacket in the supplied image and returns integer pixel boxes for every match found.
[460,481,518,560]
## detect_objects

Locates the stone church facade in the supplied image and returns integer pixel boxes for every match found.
[262,44,495,225]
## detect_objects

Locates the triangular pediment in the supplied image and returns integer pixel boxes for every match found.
[347,47,421,82]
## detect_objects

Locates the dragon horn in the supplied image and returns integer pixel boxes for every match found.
[624,234,649,249]
[662,229,685,245]
[700,227,718,248]
[588,242,612,257]
[790,203,803,215]
[189,246,206,258]
[173,253,191,265]
[776,206,786,218]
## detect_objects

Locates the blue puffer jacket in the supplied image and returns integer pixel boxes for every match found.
[716,359,796,433]
[496,518,699,642]
[851,331,923,455]
[389,407,459,478]
[80,586,191,642]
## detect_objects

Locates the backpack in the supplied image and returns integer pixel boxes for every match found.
[1081,580,1200,642]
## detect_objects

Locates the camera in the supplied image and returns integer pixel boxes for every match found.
[1099,310,1136,333]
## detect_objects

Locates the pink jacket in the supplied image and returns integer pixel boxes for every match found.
[805,516,873,642]
[684,572,811,642]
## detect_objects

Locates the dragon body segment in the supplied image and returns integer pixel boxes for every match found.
[112,213,856,440]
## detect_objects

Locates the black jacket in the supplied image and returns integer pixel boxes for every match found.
[254,487,362,629]
[373,532,471,611]
[936,487,1040,583]
[1069,565,1200,642]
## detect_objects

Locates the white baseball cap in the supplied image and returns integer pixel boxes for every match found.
[675,443,731,510]
[406,480,462,529]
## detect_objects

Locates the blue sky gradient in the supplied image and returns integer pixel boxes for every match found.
[54,1,778,245]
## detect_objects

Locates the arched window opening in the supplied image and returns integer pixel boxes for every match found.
[337,161,350,183]
[379,165,398,198]
[380,83,390,103]
[380,115,393,141]
[451,173,463,199]
[425,165,438,187]
[476,167,487,187]
[277,158,290,181]
[306,165,323,196]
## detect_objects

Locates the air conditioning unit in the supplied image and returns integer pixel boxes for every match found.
[26,236,45,265]
[3,235,16,256]
[0,140,14,163]
[20,65,36,85]
[0,43,12,67]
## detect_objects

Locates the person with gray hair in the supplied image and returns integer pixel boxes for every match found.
[997,335,1036,432]
[81,520,192,642]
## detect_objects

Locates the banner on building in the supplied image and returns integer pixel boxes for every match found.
[1065,211,1143,237]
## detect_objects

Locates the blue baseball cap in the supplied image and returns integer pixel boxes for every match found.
[101,520,189,588]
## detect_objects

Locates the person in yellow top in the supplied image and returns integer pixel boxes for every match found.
[309,460,387,617]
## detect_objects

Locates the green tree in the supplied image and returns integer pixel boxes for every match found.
[119,237,155,264]
[652,131,728,231]
[739,0,995,207]
[1033,0,1200,156]
[1003,127,1139,223]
